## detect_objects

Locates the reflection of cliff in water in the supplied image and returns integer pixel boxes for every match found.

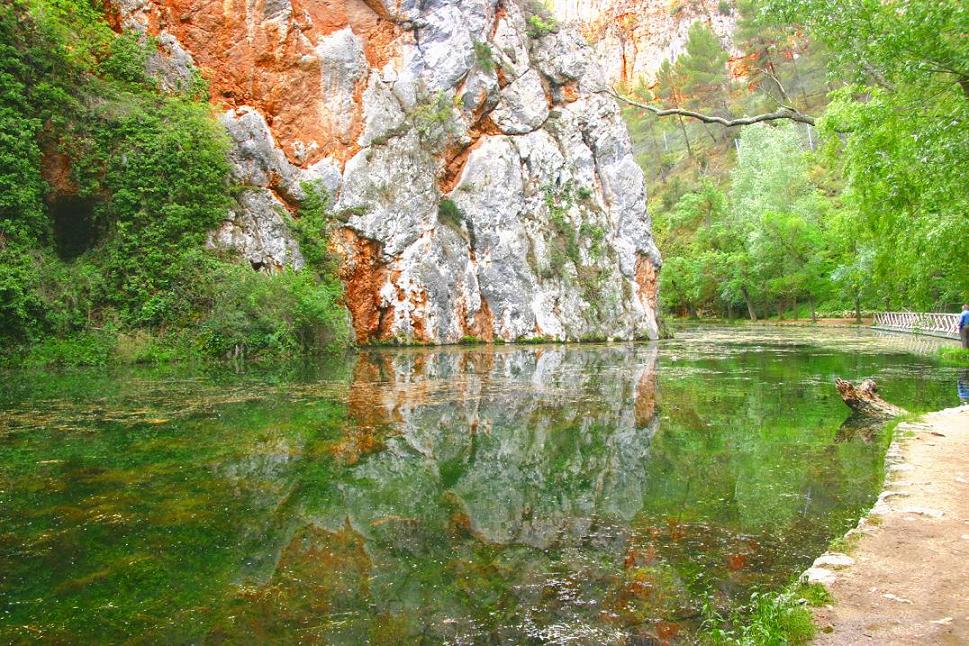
[221,344,662,643]
[338,345,660,547]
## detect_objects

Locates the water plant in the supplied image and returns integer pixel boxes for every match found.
[939,347,969,367]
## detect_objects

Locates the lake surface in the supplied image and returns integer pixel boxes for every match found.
[0,328,963,644]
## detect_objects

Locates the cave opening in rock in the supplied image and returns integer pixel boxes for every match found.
[50,197,98,260]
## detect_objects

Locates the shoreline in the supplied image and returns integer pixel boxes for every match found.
[801,405,969,644]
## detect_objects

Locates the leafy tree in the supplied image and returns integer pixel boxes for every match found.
[674,23,731,146]
[735,0,800,107]
[729,123,830,317]
[769,0,969,308]
[768,0,969,97]
[730,122,815,222]
[819,85,968,308]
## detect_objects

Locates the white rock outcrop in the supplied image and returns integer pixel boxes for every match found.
[115,0,662,344]
[551,0,739,84]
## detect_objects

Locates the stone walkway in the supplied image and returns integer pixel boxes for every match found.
[808,407,969,645]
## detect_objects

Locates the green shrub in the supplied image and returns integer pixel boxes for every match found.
[438,199,463,229]
[699,585,817,646]
[82,97,233,325]
[411,91,461,152]
[34,254,105,334]
[521,0,559,38]
[526,14,558,38]
[170,247,348,360]
[21,330,117,368]
[292,181,338,273]
[473,41,494,72]
[167,179,349,360]
[548,246,567,276]
[99,32,151,85]
[0,245,45,342]
[580,223,605,242]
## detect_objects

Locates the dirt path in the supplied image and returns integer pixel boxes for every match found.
[810,406,969,645]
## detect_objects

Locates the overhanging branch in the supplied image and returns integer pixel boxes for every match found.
[603,88,817,127]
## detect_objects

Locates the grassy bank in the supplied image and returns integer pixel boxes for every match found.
[698,581,830,646]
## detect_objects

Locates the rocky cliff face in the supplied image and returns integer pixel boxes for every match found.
[111,0,661,344]
[551,0,738,84]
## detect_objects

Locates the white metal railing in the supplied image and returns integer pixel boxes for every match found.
[872,311,960,340]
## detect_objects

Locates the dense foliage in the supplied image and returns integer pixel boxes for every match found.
[623,0,967,319]
[0,0,347,365]
[772,0,969,309]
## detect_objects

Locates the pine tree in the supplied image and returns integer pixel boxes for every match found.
[675,23,730,143]
[676,22,729,107]
[655,58,694,159]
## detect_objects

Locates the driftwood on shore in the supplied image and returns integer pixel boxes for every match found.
[835,378,908,419]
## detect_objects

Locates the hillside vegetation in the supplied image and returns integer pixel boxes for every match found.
[620,0,968,320]
[0,0,347,366]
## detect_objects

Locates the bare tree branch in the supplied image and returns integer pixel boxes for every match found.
[603,88,817,127]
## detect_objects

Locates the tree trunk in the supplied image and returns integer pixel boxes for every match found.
[676,115,694,159]
[834,378,907,419]
[687,303,698,319]
[701,122,719,145]
[854,295,861,323]
[742,286,757,321]
[810,297,817,323]
[792,296,798,321]
[789,55,811,108]
[776,302,784,320]
[727,301,734,320]
[649,125,661,156]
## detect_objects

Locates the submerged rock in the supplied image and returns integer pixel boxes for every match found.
[113,0,661,343]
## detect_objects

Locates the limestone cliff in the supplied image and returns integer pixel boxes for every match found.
[111,0,661,344]
[551,0,738,84]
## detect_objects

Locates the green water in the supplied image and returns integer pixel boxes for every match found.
[0,328,962,644]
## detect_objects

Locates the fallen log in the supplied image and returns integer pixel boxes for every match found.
[834,378,908,418]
